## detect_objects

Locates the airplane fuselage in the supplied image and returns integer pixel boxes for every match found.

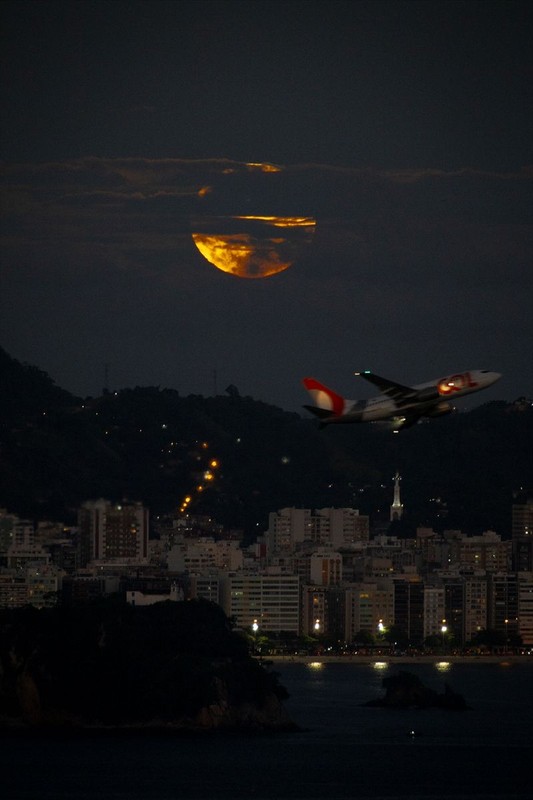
[303,369,502,429]
[355,371,496,421]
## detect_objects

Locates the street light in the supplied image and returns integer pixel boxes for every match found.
[441,619,448,653]
[251,619,259,656]
[314,618,320,633]
[504,618,508,654]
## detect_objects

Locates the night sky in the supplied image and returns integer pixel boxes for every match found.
[2,0,532,412]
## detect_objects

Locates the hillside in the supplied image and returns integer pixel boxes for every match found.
[0,598,294,730]
[1,346,532,537]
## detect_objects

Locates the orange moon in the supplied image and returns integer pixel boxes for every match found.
[192,215,316,278]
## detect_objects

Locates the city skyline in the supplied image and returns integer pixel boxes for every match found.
[2,496,532,647]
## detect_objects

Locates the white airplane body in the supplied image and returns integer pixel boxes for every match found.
[303,369,501,431]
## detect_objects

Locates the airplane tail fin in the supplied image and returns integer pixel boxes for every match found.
[302,378,348,418]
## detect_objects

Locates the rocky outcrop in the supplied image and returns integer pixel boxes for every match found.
[192,682,295,731]
[0,600,297,732]
[363,670,468,710]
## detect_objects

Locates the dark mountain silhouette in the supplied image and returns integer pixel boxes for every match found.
[0,598,295,730]
[1,346,532,537]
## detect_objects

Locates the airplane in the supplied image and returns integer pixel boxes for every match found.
[302,369,502,431]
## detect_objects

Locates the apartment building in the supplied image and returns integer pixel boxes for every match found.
[220,572,300,633]
[265,507,369,555]
[78,499,149,565]
[344,580,394,643]
[423,585,446,639]
[512,498,533,540]
[517,572,533,645]
[312,507,369,548]
[487,572,519,639]
[301,584,346,641]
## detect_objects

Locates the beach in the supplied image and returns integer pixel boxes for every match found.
[266,653,532,665]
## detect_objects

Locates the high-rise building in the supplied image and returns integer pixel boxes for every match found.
[511,497,533,575]
[344,581,394,643]
[220,572,300,633]
[517,572,533,645]
[301,585,346,641]
[26,563,61,608]
[464,575,488,641]
[443,578,466,645]
[445,531,511,572]
[487,572,519,638]
[0,572,27,607]
[188,574,221,604]
[6,519,50,571]
[61,573,121,605]
[78,499,149,565]
[512,537,533,572]
[265,507,369,556]
[0,510,19,561]
[165,537,243,573]
[425,575,488,644]
[512,498,533,540]
[423,585,445,639]
[393,579,424,644]
[312,508,369,548]
[265,508,311,554]
[309,550,342,585]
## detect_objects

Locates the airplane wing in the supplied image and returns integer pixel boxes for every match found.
[356,371,418,407]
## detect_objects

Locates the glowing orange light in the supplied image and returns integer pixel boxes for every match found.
[438,381,454,395]
[245,162,282,173]
[437,372,476,395]
[233,215,316,228]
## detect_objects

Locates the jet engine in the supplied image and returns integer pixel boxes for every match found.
[425,401,453,418]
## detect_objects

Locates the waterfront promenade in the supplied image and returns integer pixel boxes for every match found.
[266,653,532,665]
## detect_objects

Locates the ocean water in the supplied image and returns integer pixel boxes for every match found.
[3,660,532,800]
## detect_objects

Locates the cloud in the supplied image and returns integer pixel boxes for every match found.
[2,157,532,294]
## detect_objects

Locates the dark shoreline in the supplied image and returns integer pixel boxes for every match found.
[267,654,532,665]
